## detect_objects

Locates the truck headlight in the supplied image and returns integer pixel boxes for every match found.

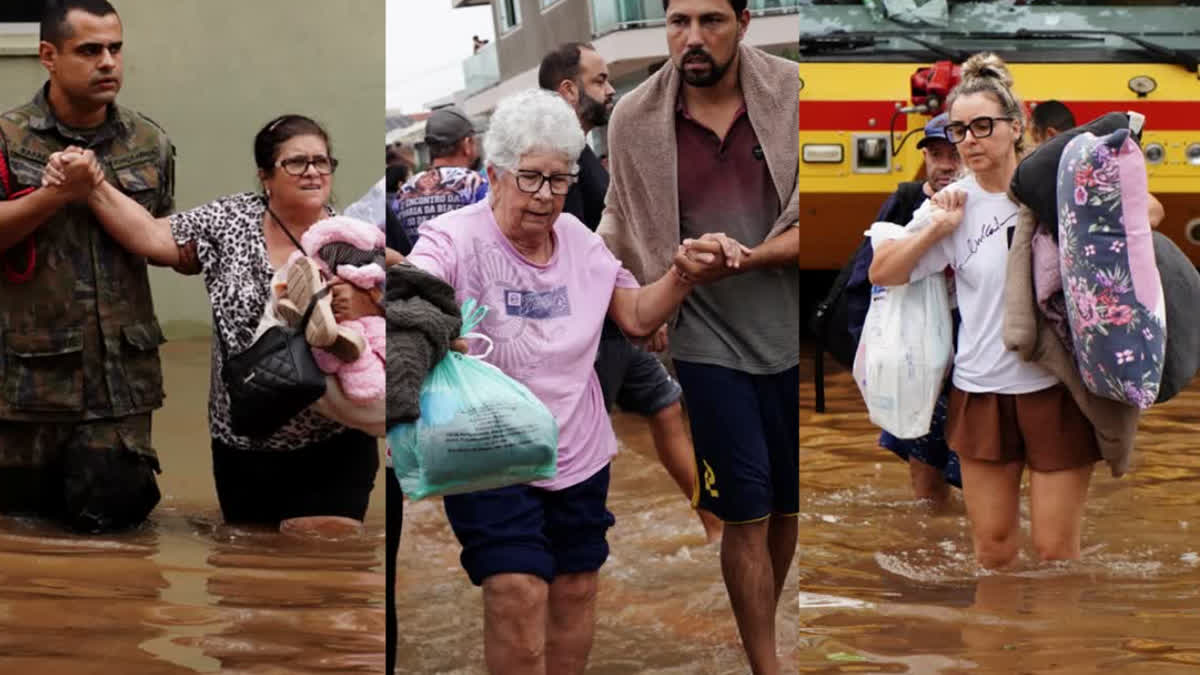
[803,144,844,163]
[1186,143,1200,166]
[1144,143,1165,165]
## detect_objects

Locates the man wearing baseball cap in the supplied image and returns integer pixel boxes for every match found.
[863,111,963,504]
[392,105,488,254]
[914,112,960,195]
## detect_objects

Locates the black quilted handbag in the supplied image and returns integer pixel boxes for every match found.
[217,287,328,438]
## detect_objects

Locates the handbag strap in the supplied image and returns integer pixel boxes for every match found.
[265,202,306,255]
[211,284,332,360]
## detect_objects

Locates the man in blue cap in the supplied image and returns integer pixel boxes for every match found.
[865,111,963,504]
[912,112,961,199]
[829,112,963,504]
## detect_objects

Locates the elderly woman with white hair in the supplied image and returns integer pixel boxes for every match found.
[407,88,702,673]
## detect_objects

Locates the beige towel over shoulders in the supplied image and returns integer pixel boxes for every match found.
[597,44,799,285]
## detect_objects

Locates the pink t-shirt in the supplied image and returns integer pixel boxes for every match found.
[408,200,639,491]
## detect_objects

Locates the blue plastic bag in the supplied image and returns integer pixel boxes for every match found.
[389,299,558,500]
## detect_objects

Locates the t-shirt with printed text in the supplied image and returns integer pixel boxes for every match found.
[907,175,1058,394]
[393,166,488,253]
[407,200,639,491]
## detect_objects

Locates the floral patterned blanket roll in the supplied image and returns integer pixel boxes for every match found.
[1057,128,1166,409]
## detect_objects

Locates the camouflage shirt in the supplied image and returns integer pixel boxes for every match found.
[0,84,175,423]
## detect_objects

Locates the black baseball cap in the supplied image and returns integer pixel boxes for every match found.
[425,106,475,145]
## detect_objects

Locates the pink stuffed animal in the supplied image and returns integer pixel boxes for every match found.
[278,216,386,403]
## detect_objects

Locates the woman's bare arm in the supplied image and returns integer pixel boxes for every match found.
[607,265,694,338]
[87,178,180,267]
[44,149,180,267]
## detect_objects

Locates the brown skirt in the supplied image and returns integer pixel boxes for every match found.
[945,383,1102,472]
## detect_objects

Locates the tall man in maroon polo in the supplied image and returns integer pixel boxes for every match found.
[597,0,800,672]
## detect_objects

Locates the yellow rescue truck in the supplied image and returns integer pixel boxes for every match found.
[797,0,1200,270]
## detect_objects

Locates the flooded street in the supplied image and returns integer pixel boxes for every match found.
[0,338,386,674]
[796,350,1200,674]
[396,411,800,673]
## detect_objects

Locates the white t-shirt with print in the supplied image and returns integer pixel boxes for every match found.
[908,175,1058,394]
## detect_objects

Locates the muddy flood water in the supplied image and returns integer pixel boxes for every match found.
[0,337,386,674]
[395,411,801,674]
[797,350,1200,674]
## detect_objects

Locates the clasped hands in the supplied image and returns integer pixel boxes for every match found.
[673,232,753,285]
[41,146,104,203]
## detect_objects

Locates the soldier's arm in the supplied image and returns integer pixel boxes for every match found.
[0,187,74,253]
[87,178,180,267]
[0,131,81,251]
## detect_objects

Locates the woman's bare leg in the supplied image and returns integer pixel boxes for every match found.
[1028,463,1094,561]
[959,457,1024,569]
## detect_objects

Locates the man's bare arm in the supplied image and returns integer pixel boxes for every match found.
[741,225,799,271]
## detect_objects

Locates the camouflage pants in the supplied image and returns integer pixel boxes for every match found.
[0,414,161,532]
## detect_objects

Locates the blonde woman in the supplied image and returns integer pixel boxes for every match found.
[870,53,1101,569]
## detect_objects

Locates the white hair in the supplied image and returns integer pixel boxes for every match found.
[484,89,586,174]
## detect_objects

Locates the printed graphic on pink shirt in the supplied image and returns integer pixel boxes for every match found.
[459,237,579,384]
[503,287,571,319]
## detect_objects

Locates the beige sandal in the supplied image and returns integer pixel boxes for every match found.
[285,257,338,348]
[326,326,366,363]
[275,297,301,326]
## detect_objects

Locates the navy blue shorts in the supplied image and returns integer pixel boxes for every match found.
[442,464,615,586]
[674,361,800,523]
[878,385,962,488]
[594,324,682,416]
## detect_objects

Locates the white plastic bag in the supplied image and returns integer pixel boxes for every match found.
[853,219,953,439]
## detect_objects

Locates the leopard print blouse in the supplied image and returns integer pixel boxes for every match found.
[169,191,344,450]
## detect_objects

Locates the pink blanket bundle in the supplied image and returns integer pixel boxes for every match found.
[288,216,387,403]
[311,315,386,403]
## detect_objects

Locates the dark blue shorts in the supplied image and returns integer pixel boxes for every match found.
[594,323,682,416]
[442,464,615,586]
[674,361,800,523]
[878,386,962,488]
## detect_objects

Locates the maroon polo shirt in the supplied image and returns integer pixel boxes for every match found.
[676,97,779,245]
[671,93,797,374]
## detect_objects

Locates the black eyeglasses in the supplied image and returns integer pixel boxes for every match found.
[276,155,338,176]
[512,170,576,196]
[944,116,1015,144]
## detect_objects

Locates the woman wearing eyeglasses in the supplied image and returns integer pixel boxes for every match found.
[870,53,1103,571]
[404,88,706,673]
[43,114,383,536]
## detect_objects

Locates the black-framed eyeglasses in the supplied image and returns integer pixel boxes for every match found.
[944,116,1015,144]
[276,155,339,176]
[512,170,576,196]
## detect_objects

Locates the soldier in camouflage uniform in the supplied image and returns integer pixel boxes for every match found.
[0,0,174,532]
